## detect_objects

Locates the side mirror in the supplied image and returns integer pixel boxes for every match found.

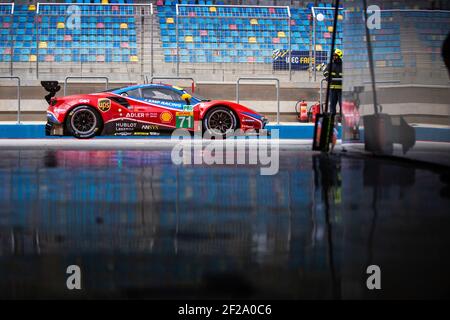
[181,93,192,105]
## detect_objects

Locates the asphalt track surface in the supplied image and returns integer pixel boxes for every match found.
[0,139,449,299]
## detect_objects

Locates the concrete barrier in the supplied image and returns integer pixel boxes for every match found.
[0,122,448,142]
[0,122,326,139]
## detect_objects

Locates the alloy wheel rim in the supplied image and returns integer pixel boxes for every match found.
[207,110,234,134]
[71,109,97,134]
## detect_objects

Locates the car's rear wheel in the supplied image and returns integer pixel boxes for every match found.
[203,107,238,136]
[66,105,102,139]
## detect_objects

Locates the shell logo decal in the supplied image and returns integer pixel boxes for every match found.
[98,98,111,112]
[160,111,173,123]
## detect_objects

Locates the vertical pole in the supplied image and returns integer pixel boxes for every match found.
[236,79,239,104]
[17,77,21,124]
[141,9,144,82]
[362,0,379,114]
[9,12,13,76]
[36,21,39,79]
[288,17,292,81]
[324,0,340,114]
[10,3,14,76]
[309,14,312,82]
[151,9,154,78]
[276,80,280,124]
[176,14,179,76]
[36,4,40,79]
[313,16,316,82]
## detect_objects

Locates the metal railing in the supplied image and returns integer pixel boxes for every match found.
[146,76,196,93]
[63,76,109,96]
[0,76,21,123]
[236,77,280,124]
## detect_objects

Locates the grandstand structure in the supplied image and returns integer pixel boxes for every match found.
[0,0,341,82]
[0,0,448,84]
[0,0,153,81]
[344,6,450,87]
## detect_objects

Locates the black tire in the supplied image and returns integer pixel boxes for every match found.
[65,105,103,139]
[203,106,238,137]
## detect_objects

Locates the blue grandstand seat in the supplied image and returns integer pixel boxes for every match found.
[0,0,140,63]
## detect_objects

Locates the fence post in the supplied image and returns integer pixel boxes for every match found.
[36,3,40,79]
[288,16,292,81]
[313,11,317,82]
[17,77,20,123]
[140,8,145,82]
[150,7,154,78]
[176,5,180,77]
[8,3,14,76]
[236,77,280,124]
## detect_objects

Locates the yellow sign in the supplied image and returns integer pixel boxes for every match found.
[176,111,194,117]
[98,98,111,112]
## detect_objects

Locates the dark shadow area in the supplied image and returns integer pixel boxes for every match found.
[0,149,449,299]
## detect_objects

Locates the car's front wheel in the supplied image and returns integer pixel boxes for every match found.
[203,107,238,136]
[66,105,102,139]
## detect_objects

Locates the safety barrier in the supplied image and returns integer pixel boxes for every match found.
[0,76,21,123]
[63,76,109,96]
[0,122,343,140]
[236,77,280,124]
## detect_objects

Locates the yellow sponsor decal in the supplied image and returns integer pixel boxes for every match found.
[160,111,173,123]
[172,86,183,91]
[98,98,111,112]
[176,111,194,117]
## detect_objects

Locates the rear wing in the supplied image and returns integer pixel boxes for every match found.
[41,81,61,104]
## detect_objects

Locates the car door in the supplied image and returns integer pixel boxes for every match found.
[113,88,160,134]
[140,87,186,129]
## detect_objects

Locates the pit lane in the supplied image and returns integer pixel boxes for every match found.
[0,139,449,299]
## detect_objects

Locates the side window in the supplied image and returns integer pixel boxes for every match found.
[142,88,183,101]
[125,89,141,98]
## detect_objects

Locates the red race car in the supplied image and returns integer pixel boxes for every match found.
[43,82,268,139]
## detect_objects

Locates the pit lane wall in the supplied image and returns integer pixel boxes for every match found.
[1,122,449,143]
[0,123,324,139]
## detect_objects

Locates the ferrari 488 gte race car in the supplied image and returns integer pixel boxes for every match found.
[44,82,268,138]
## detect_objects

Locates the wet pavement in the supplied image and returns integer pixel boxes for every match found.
[0,146,449,299]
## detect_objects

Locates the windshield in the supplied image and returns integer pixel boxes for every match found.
[190,93,210,102]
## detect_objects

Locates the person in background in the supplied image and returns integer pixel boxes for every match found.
[323,49,343,117]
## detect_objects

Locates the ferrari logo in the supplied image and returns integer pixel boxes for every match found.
[98,98,111,112]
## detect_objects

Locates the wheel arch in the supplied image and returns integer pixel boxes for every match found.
[201,104,241,129]
[63,104,104,136]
